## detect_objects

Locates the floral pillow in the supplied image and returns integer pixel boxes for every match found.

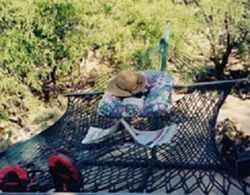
[97,70,173,118]
[97,93,125,118]
[97,94,143,118]
[142,88,172,117]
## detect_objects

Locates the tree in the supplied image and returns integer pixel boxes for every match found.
[0,0,80,102]
[193,0,250,79]
[0,0,201,126]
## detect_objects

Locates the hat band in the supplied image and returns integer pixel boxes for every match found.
[116,83,137,96]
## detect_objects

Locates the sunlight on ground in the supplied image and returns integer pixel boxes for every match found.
[219,95,250,135]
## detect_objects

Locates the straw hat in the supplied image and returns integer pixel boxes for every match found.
[107,70,146,97]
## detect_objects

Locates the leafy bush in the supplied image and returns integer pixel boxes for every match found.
[0,0,249,129]
[0,0,199,100]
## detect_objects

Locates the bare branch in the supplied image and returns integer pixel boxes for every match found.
[224,12,232,48]
[193,0,217,59]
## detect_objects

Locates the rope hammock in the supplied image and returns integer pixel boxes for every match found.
[0,24,249,194]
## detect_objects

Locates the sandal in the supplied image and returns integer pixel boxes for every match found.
[0,165,28,192]
[48,154,82,192]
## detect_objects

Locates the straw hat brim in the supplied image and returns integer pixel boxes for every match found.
[107,73,146,97]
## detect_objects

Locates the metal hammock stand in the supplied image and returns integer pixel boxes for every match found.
[0,24,249,194]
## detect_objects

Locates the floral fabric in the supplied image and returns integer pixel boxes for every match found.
[97,70,173,118]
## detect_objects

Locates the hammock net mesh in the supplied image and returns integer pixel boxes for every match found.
[0,81,249,194]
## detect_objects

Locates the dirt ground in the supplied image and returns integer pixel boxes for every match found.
[172,93,250,135]
[218,95,250,135]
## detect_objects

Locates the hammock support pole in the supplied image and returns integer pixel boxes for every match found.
[160,22,171,72]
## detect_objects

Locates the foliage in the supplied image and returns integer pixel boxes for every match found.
[0,0,249,134]
[193,0,250,78]
[0,0,199,96]
[0,0,200,120]
[0,0,80,101]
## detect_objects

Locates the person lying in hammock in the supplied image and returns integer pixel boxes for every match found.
[98,69,174,118]
[82,70,177,148]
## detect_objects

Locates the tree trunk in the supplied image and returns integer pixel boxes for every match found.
[213,43,234,79]
[214,61,225,79]
[51,66,57,86]
[42,80,51,103]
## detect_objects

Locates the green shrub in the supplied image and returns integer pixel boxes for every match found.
[0,0,249,127]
